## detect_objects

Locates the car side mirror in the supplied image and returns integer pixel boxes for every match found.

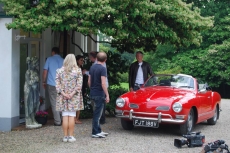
[204,83,212,91]
[206,86,212,91]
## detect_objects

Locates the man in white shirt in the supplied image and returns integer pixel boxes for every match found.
[129,51,154,91]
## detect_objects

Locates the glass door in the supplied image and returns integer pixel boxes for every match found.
[30,41,40,57]
[19,41,40,123]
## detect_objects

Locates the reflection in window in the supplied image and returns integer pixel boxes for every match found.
[171,75,194,89]
[30,32,42,38]
[197,79,206,90]
[20,29,42,39]
[20,29,29,37]
[144,75,195,89]
[145,76,157,87]
[31,41,40,57]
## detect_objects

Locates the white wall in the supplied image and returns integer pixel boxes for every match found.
[0,18,20,131]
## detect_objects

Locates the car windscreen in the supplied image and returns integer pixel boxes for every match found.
[144,74,194,89]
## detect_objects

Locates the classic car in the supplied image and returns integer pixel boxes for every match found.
[115,74,221,135]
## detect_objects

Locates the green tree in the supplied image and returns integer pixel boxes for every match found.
[99,43,133,86]
[1,0,213,52]
[154,0,230,87]
[179,0,230,86]
[169,41,230,87]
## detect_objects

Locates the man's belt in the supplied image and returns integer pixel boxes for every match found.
[134,83,143,87]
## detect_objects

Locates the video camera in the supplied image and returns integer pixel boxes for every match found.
[203,140,230,153]
[174,132,205,148]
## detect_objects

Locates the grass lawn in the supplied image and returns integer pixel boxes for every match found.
[120,82,129,90]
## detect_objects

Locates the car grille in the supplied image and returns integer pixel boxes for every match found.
[156,106,170,111]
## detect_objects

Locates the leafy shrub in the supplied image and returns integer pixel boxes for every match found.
[106,85,128,116]
[117,72,128,83]
[106,51,131,86]
[157,66,182,74]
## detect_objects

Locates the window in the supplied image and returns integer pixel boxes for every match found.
[20,29,42,39]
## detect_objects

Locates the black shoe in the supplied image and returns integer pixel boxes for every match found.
[53,123,62,126]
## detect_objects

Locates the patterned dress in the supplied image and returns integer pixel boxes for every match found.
[55,66,84,112]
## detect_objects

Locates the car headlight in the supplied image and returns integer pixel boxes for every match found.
[172,102,182,113]
[116,98,125,108]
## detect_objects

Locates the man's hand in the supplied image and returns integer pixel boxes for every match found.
[105,96,110,103]
[42,83,46,89]
[130,88,133,92]
[42,70,48,89]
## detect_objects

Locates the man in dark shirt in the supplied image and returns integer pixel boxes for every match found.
[86,51,108,124]
[129,51,153,91]
[88,51,110,138]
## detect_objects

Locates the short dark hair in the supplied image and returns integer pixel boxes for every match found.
[136,51,143,55]
[75,55,84,61]
[97,52,107,62]
[89,51,98,59]
[52,47,60,54]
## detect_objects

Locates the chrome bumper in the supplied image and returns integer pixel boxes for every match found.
[115,109,185,124]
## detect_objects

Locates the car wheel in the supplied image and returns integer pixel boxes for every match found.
[180,109,194,135]
[207,105,219,125]
[121,119,134,130]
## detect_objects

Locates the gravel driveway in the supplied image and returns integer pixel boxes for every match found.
[1,99,230,153]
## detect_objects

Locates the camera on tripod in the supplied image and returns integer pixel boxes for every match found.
[174,132,205,148]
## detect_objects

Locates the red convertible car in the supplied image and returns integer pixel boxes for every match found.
[115,74,221,135]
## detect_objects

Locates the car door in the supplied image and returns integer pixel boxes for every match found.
[196,80,212,119]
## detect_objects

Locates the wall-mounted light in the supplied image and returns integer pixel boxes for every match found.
[15,35,26,41]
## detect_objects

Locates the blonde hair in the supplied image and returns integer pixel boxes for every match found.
[63,54,78,73]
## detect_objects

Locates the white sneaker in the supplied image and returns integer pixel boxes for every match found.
[92,133,106,138]
[100,131,109,136]
[63,136,68,142]
[68,136,76,142]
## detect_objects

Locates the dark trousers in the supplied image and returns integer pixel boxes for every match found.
[100,103,106,124]
[90,96,105,135]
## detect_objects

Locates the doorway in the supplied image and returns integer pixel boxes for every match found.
[19,40,41,123]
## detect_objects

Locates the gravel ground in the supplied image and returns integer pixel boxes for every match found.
[0,99,230,153]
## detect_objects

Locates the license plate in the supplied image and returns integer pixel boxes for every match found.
[133,119,159,128]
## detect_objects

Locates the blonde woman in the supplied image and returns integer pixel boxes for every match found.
[56,54,83,142]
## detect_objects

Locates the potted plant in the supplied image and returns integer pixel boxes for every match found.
[35,110,48,125]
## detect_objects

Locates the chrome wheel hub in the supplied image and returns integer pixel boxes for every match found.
[187,112,193,131]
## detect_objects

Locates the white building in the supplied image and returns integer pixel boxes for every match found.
[0,3,98,131]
